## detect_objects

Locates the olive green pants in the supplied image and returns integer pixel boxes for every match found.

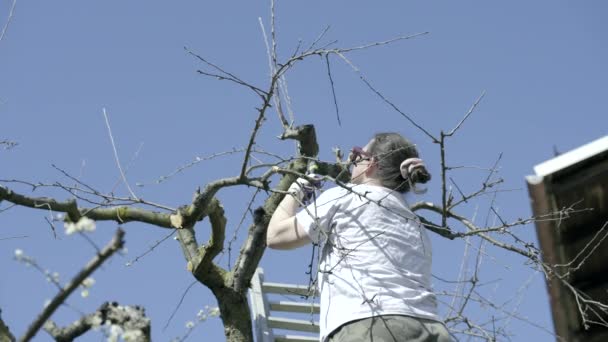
[327,315,452,342]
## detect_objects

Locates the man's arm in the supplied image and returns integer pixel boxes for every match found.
[267,191,311,250]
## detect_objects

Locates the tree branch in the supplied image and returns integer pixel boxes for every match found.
[187,197,229,283]
[417,215,457,240]
[240,91,274,179]
[201,198,227,265]
[0,185,173,228]
[413,201,538,259]
[231,158,308,293]
[231,123,320,293]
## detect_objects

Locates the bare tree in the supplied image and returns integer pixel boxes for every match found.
[1,3,606,342]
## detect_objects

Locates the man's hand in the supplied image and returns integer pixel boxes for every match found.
[288,174,323,204]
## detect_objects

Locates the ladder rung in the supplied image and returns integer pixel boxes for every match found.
[274,334,319,342]
[268,317,320,333]
[270,301,320,314]
[262,282,319,297]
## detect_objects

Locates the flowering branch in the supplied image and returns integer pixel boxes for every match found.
[19,229,125,342]
[44,302,150,342]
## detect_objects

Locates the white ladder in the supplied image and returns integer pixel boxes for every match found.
[250,268,320,342]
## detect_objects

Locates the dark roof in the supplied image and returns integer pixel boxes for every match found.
[527,136,608,342]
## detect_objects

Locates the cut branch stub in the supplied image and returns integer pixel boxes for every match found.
[280,124,319,157]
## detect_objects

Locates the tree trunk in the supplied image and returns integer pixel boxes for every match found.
[213,286,253,342]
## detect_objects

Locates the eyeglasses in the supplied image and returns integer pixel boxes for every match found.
[349,146,373,165]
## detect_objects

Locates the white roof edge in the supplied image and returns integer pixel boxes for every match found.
[534,135,608,177]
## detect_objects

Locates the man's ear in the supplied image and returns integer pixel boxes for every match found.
[364,158,378,176]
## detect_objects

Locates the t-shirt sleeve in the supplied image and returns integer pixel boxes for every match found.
[295,187,344,244]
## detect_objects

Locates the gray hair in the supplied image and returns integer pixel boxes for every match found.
[368,132,431,193]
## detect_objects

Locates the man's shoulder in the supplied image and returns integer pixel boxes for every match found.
[316,185,351,206]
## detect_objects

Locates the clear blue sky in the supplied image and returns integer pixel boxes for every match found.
[1,1,606,341]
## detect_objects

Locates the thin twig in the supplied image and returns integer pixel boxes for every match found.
[269,0,296,125]
[259,17,289,128]
[138,148,247,187]
[78,231,101,254]
[44,217,57,239]
[336,32,429,53]
[102,108,138,200]
[0,203,16,213]
[270,0,278,69]
[325,54,341,126]
[0,0,17,43]
[335,52,437,142]
[239,95,274,179]
[0,235,27,241]
[110,141,144,194]
[186,47,267,97]
[306,25,331,52]
[162,280,198,331]
[439,133,448,228]
[126,229,176,267]
[446,91,486,137]
[224,189,260,269]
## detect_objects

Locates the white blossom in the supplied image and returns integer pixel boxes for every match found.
[90,315,103,328]
[122,329,143,342]
[107,324,123,342]
[64,222,77,235]
[79,277,95,298]
[185,321,195,329]
[14,249,24,260]
[208,307,220,317]
[46,271,60,284]
[78,217,96,232]
[82,277,95,288]
[64,217,96,235]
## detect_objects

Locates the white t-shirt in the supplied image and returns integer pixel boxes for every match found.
[295,184,440,342]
